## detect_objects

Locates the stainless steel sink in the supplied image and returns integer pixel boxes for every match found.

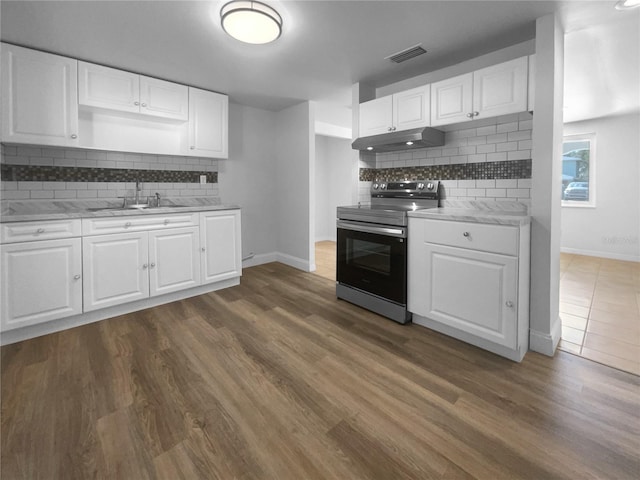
[87,204,191,212]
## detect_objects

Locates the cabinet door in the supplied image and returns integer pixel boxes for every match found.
[200,210,242,284]
[139,76,188,121]
[78,61,140,113]
[1,238,82,331]
[188,87,228,158]
[359,95,393,136]
[1,43,79,146]
[393,85,430,132]
[473,57,528,119]
[83,232,149,311]
[148,227,200,296]
[410,242,518,349]
[430,73,473,126]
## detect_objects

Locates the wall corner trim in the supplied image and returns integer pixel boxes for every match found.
[529,315,562,356]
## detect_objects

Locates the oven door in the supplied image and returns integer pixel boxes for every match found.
[336,220,407,305]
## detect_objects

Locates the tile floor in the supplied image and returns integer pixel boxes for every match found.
[315,243,639,375]
[558,253,640,376]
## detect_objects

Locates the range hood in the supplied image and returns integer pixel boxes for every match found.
[352,126,445,153]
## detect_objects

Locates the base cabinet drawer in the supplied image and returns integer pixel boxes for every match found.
[1,238,83,331]
[421,218,518,255]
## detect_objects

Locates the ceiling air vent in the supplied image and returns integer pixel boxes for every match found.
[385,44,427,64]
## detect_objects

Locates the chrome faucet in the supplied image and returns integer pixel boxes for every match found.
[135,178,142,205]
[155,192,161,207]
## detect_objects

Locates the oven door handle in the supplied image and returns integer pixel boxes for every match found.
[337,220,406,238]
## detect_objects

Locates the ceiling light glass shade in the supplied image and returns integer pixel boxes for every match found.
[615,0,640,9]
[221,1,282,44]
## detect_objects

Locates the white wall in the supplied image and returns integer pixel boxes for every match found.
[275,102,315,271]
[314,135,357,242]
[218,103,278,266]
[562,113,640,261]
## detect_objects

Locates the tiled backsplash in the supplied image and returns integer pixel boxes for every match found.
[358,114,533,205]
[0,145,219,201]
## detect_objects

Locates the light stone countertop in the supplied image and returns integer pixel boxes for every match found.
[0,198,240,223]
[408,201,531,226]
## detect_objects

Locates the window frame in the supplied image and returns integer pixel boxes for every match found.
[561,132,596,208]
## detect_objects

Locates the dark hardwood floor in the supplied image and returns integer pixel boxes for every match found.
[2,262,639,479]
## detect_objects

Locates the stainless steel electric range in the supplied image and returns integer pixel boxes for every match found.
[336,180,440,324]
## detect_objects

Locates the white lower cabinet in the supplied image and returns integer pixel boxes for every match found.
[83,231,149,311]
[200,210,242,284]
[1,238,83,331]
[408,217,530,361]
[149,227,201,296]
[83,227,201,311]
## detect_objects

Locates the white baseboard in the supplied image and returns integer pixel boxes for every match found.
[529,315,562,356]
[242,252,277,268]
[561,247,639,263]
[242,251,313,272]
[276,252,313,272]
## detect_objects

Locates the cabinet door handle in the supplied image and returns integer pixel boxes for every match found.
[506,301,514,308]
[466,112,474,118]
[74,274,81,280]
[36,228,45,234]
[473,111,479,117]
[143,263,148,269]
[150,262,156,268]
[141,103,147,107]
[134,101,140,106]
[70,134,78,139]
[201,247,206,252]
[190,146,195,150]
[462,231,470,237]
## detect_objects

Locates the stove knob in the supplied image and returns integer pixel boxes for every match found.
[380,183,387,190]
[417,183,425,190]
[373,183,379,190]
[427,182,434,190]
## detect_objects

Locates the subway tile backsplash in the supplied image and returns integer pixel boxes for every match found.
[358,115,533,205]
[0,144,219,201]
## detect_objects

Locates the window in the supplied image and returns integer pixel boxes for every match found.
[562,133,595,207]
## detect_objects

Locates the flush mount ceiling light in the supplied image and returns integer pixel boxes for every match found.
[221,1,282,44]
[615,0,640,9]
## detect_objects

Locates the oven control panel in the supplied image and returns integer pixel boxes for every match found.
[371,180,439,199]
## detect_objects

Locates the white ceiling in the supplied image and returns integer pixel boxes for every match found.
[1,1,638,122]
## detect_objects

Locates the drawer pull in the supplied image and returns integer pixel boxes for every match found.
[164,219,170,225]
[36,228,45,234]
[74,274,81,280]
[124,222,132,229]
[463,231,470,237]
[506,301,514,308]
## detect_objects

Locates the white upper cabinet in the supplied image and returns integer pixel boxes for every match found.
[188,87,229,158]
[78,61,188,121]
[527,54,536,111]
[1,43,79,146]
[359,84,430,137]
[431,56,529,126]
[472,56,528,119]
[430,73,473,126]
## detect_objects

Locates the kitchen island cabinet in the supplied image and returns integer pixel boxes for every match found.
[408,211,530,362]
